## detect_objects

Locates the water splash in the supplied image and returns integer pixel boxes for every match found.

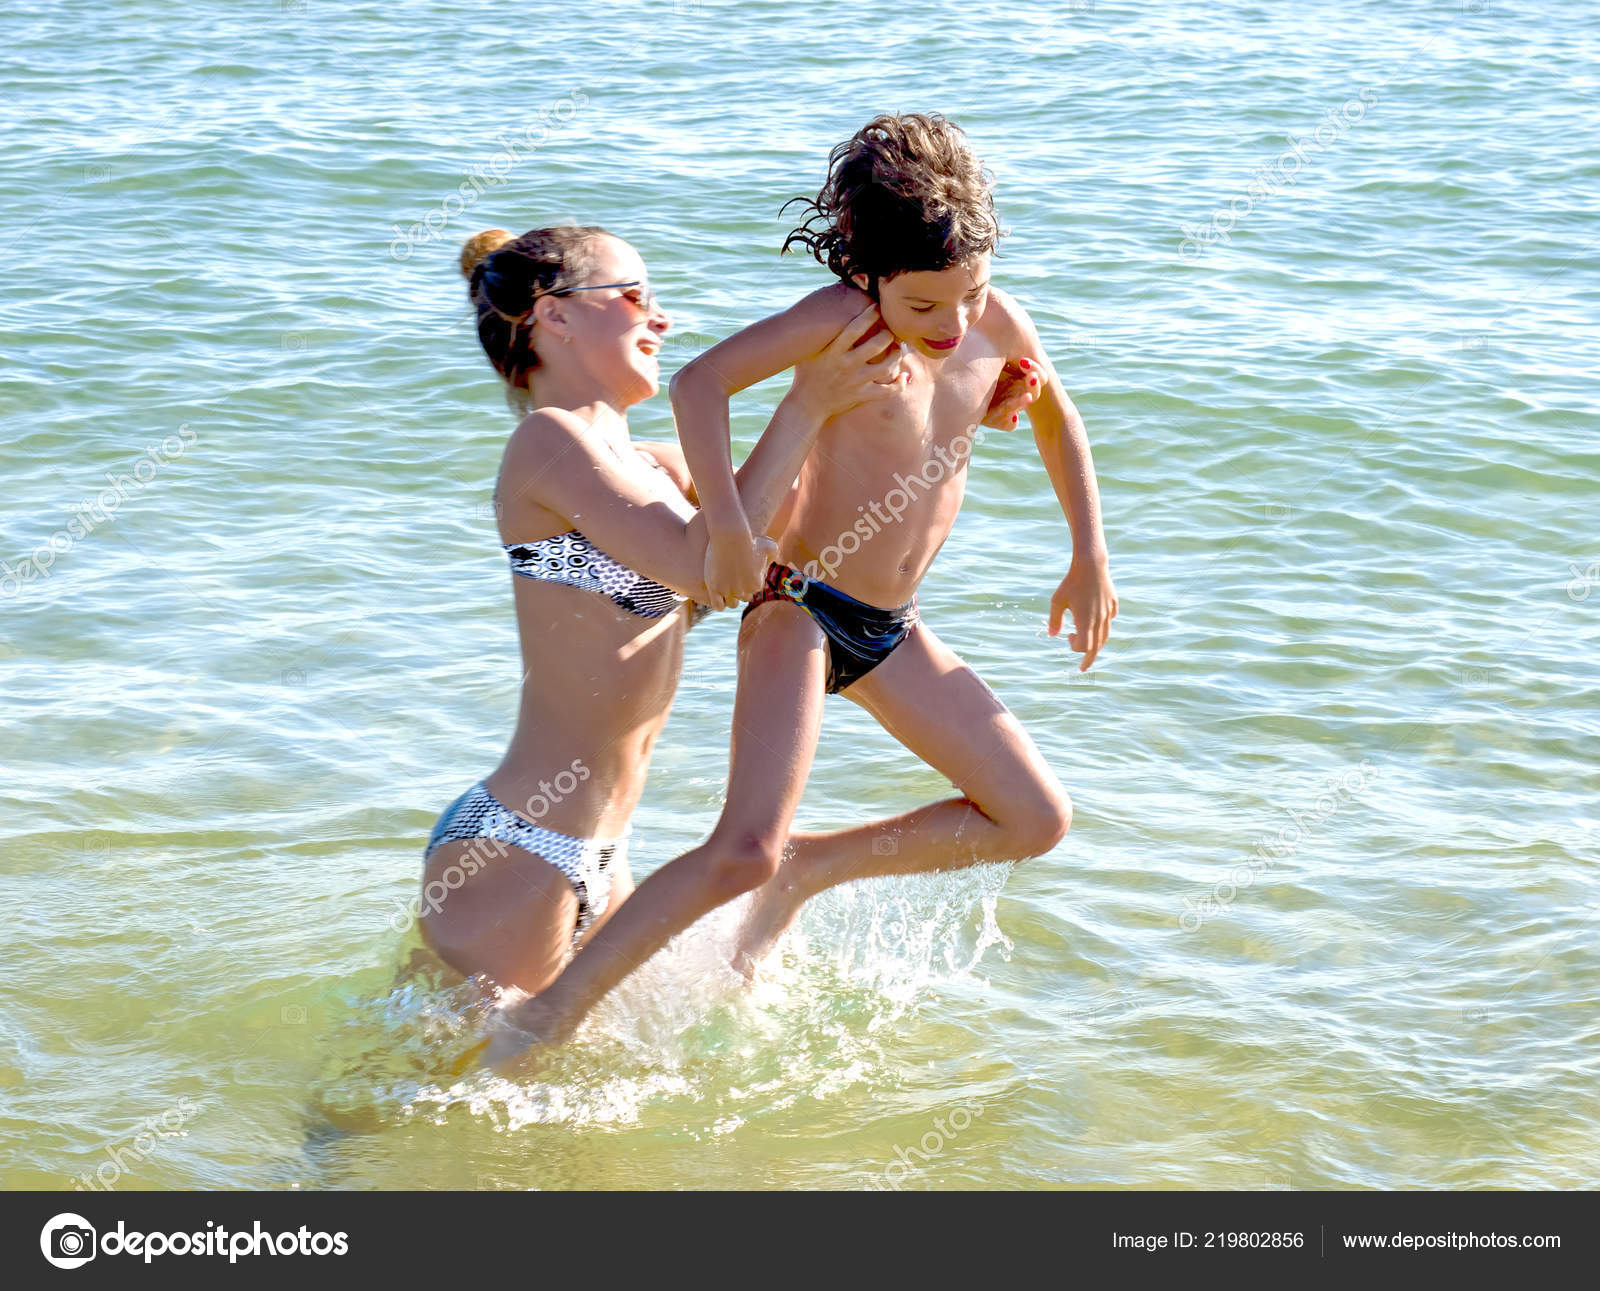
[310,865,1016,1135]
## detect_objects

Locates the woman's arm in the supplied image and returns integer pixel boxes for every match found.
[498,409,716,602]
[632,442,697,504]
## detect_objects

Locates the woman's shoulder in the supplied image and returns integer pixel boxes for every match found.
[500,406,609,484]
[506,404,592,453]
[495,408,598,534]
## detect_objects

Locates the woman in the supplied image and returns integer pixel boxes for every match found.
[423,224,1039,998]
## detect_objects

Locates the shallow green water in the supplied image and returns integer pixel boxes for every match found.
[2,0,1597,1190]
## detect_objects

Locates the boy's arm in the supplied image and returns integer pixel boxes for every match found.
[988,288,1118,671]
[728,303,896,535]
[670,282,888,607]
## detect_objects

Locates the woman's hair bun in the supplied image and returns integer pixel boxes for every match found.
[460,228,516,281]
[460,222,613,411]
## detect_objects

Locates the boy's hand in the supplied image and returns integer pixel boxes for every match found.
[704,521,772,609]
[1049,553,1117,671]
[981,356,1043,430]
[788,303,907,420]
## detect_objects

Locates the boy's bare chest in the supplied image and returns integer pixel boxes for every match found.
[834,353,1003,453]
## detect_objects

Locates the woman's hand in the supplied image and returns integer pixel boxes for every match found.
[786,304,909,421]
[702,519,768,610]
[982,356,1044,431]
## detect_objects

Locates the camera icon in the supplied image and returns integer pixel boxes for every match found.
[280,1004,308,1025]
[1567,561,1597,602]
[661,330,710,359]
[54,1225,94,1259]
[80,832,115,858]
[871,835,899,856]
[41,1214,97,1268]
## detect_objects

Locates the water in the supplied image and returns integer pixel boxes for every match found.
[2,0,1597,1190]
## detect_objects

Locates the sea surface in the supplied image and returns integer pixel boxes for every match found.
[1,0,1596,1189]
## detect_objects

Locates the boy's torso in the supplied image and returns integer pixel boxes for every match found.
[781,312,1008,608]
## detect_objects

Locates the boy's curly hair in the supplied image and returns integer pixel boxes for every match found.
[781,113,1001,294]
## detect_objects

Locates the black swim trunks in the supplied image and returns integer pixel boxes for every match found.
[743,563,919,693]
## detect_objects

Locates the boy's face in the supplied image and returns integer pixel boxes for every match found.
[857,253,991,360]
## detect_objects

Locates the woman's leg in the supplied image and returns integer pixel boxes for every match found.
[734,621,1071,967]
[419,840,579,994]
[487,601,829,1055]
[576,858,634,944]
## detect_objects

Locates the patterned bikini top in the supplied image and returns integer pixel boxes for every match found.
[505,530,687,620]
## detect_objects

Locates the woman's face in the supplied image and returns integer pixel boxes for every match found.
[546,235,671,406]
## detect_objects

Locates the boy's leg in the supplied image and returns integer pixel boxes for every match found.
[735,621,1071,965]
[492,601,828,1049]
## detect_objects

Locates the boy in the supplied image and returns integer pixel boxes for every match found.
[486,112,1116,1061]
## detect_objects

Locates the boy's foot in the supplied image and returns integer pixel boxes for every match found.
[474,996,571,1074]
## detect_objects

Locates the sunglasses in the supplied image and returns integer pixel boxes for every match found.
[540,280,658,315]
